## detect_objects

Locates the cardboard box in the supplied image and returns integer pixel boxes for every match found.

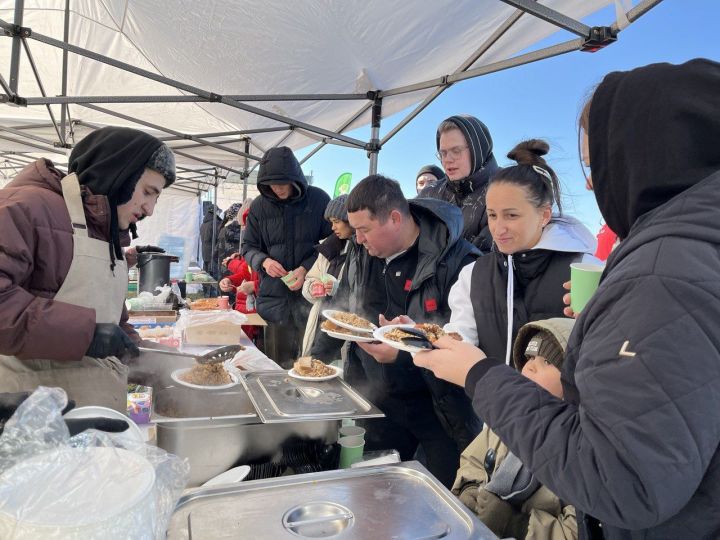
[183,321,243,346]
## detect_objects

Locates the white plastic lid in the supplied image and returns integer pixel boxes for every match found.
[0,447,155,528]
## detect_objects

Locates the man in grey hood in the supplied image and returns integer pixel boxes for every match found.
[419,115,499,252]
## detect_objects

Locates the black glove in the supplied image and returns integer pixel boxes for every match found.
[64,417,129,436]
[135,245,165,254]
[86,323,140,359]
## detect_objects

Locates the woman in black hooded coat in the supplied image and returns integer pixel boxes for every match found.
[415,59,720,539]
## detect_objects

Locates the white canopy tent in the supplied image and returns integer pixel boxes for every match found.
[0,0,662,267]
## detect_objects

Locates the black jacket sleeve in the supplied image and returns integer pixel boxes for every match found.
[467,273,720,529]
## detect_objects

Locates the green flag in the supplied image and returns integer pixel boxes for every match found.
[333,172,352,197]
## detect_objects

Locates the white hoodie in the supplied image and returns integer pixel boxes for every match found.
[445,215,601,364]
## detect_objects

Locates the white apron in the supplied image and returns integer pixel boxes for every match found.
[0,174,130,411]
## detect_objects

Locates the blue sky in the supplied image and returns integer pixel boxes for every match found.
[297,0,719,232]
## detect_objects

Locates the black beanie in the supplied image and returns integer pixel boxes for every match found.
[416,165,444,181]
[69,127,175,268]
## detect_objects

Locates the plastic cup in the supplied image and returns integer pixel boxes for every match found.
[339,426,366,438]
[311,281,326,297]
[570,263,605,314]
[281,272,297,287]
[218,296,230,310]
[338,435,365,468]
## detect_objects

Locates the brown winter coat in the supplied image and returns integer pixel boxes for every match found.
[0,159,137,362]
[453,426,577,540]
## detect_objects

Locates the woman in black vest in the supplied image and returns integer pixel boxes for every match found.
[445,139,598,364]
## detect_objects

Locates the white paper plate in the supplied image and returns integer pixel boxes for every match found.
[372,324,434,354]
[287,365,342,381]
[171,367,239,390]
[321,309,377,334]
[320,327,378,343]
[63,406,144,446]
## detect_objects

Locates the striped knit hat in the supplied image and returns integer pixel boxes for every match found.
[436,114,494,175]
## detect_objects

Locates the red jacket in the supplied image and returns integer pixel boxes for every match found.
[0,159,138,361]
[226,257,259,313]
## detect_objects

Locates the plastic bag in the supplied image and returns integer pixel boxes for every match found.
[176,309,248,346]
[0,387,189,539]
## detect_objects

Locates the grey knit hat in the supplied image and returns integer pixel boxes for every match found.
[145,143,176,186]
[324,194,349,222]
[512,318,575,371]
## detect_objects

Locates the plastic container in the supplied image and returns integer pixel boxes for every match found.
[0,447,156,538]
[127,392,153,424]
[177,310,247,346]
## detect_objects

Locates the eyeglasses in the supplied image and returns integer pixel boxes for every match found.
[436,145,468,161]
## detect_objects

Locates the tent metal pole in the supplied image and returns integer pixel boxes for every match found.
[59,0,70,145]
[23,94,368,105]
[380,8,523,145]
[169,137,256,152]
[172,149,245,176]
[299,102,374,165]
[0,21,368,149]
[8,0,24,93]
[225,93,367,101]
[176,165,215,174]
[211,172,219,276]
[449,38,581,84]
[20,38,63,142]
[160,127,290,141]
[0,73,16,100]
[77,103,263,162]
[0,133,66,155]
[612,0,664,31]
[368,98,382,175]
[243,138,250,201]
[498,0,590,37]
[0,124,57,146]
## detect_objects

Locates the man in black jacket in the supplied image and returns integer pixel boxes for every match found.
[339,174,481,488]
[419,115,499,252]
[242,147,331,366]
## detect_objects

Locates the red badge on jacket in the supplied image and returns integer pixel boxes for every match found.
[404,279,412,292]
[425,298,438,312]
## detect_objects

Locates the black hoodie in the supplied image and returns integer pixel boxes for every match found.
[68,126,171,268]
[464,59,720,540]
[242,147,331,323]
[419,115,499,251]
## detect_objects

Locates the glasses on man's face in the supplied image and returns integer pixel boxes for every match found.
[436,145,468,161]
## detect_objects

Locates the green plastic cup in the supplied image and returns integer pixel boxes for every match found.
[570,262,604,314]
[339,426,366,438]
[338,435,365,468]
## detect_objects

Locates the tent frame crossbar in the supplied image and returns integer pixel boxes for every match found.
[0,0,664,185]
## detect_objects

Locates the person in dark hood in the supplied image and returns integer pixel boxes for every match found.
[415,164,444,194]
[0,126,176,411]
[415,59,720,539]
[216,201,244,275]
[200,202,223,277]
[242,146,331,365]
[419,115,499,251]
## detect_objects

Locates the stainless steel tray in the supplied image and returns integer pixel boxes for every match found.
[240,371,384,423]
[167,461,496,539]
[151,385,258,426]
